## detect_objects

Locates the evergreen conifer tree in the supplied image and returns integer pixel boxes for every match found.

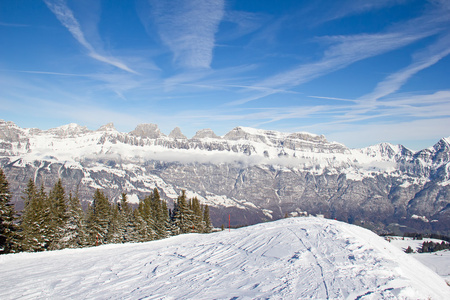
[191,197,203,233]
[0,169,19,254]
[171,192,184,235]
[8,172,215,254]
[87,189,111,245]
[134,198,154,241]
[160,199,170,237]
[172,190,195,234]
[203,204,213,233]
[106,203,123,244]
[150,188,169,239]
[84,203,94,245]
[20,179,44,251]
[58,191,86,248]
[118,193,135,243]
[20,181,52,251]
[37,184,53,250]
[161,200,170,232]
[47,179,68,250]
[132,204,150,242]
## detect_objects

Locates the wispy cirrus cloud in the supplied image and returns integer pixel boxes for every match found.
[43,0,137,74]
[225,32,423,107]
[122,88,450,136]
[219,10,269,41]
[148,0,225,69]
[307,95,356,103]
[365,91,450,119]
[332,31,450,125]
[360,33,450,102]
[15,70,89,77]
[0,22,28,27]
[255,31,432,92]
[312,0,409,24]
[300,90,450,134]
[231,1,449,106]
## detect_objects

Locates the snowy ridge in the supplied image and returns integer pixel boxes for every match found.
[0,120,425,173]
[1,118,406,196]
[1,120,450,232]
[0,218,448,299]
[47,123,91,136]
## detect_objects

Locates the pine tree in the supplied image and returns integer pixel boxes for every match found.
[150,188,169,239]
[160,199,171,238]
[87,189,111,245]
[134,198,154,241]
[58,191,86,249]
[106,203,123,244]
[47,179,68,250]
[37,184,52,250]
[172,190,195,234]
[12,175,216,253]
[171,191,184,235]
[132,204,150,242]
[118,193,135,243]
[142,195,154,229]
[84,203,95,245]
[203,204,213,233]
[20,181,54,251]
[0,168,19,254]
[20,179,45,252]
[191,197,203,233]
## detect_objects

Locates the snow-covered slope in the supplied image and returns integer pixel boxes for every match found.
[1,120,449,234]
[0,218,449,299]
[412,251,450,284]
[387,236,450,283]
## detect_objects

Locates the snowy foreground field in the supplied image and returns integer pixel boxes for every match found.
[1,218,449,299]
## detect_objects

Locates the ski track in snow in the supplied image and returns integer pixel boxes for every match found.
[1,218,449,299]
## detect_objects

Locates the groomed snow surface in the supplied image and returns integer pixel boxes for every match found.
[1,218,449,299]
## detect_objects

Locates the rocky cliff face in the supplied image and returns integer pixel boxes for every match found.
[1,119,449,234]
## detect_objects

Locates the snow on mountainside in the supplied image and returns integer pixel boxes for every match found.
[0,120,449,234]
[0,218,449,299]
[0,120,410,171]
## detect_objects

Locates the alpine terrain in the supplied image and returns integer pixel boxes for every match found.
[0,120,449,234]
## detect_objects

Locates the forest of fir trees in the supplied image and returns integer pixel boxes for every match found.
[0,168,213,254]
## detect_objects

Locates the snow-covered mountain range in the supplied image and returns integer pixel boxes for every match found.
[1,217,449,299]
[0,119,449,234]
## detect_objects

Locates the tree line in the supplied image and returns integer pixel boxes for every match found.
[402,232,450,243]
[420,240,450,253]
[0,168,212,254]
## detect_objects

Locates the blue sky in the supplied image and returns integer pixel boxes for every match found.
[1,0,449,150]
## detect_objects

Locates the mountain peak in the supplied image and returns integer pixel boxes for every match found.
[169,127,187,139]
[0,119,18,128]
[224,126,326,142]
[438,137,450,148]
[192,128,220,139]
[223,127,273,143]
[97,123,117,132]
[0,120,25,142]
[130,123,166,139]
[287,132,326,142]
[48,123,90,136]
